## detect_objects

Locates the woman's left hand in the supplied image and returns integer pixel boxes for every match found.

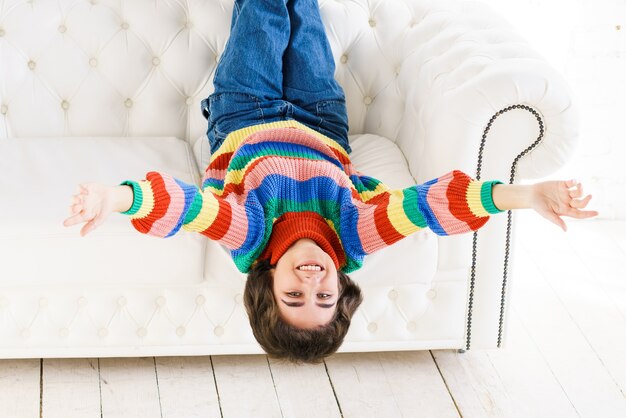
[530,179,598,231]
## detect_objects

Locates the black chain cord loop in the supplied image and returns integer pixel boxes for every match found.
[463,104,545,352]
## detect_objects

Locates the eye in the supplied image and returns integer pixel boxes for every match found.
[317,293,332,299]
[286,292,302,298]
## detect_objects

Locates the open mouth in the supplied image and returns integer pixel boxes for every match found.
[296,264,324,272]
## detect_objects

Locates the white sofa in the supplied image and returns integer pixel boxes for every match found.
[0,0,577,359]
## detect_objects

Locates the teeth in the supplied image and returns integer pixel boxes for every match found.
[297,265,322,271]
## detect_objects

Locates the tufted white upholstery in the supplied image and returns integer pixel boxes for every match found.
[0,0,577,358]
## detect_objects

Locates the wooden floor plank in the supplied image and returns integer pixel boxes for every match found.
[325,351,459,418]
[267,358,341,418]
[41,358,101,418]
[0,359,40,418]
[211,355,282,417]
[324,352,401,417]
[484,312,579,418]
[375,351,460,417]
[511,216,626,418]
[529,220,626,399]
[155,356,221,418]
[99,357,162,418]
[432,349,516,417]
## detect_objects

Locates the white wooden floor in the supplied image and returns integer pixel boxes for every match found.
[1,213,625,418]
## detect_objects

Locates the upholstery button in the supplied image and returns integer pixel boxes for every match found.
[340,54,348,64]
[155,296,166,307]
[367,322,378,333]
[89,57,98,67]
[427,289,437,299]
[388,289,398,300]
[185,21,194,29]
[0,105,7,115]
[137,327,147,337]
[214,325,224,337]
[58,328,69,338]
[61,100,70,110]
[152,57,160,66]
[98,328,108,338]
[234,294,243,304]
[407,321,417,332]
[0,28,5,37]
[39,297,48,308]
[185,96,193,106]
[28,60,36,70]
[120,22,129,30]
[77,296,87,307]
[215,54,220,63]
[58,25,67,34]
[117,296,127,307]
[176,326,186,336]
[363,96,373,105]
[124,98,133,108]
[196,295,206,306]
[0,297,7,308]
[368,18,376,27]
[21,329,31,339]
[90,0,98,4]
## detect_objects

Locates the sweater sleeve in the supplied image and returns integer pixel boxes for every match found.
[353,170,503,255]
[119,171,255,251]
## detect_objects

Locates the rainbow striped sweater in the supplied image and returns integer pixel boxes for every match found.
[121,120,503,273]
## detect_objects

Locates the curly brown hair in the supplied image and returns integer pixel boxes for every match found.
[243,258,363,364]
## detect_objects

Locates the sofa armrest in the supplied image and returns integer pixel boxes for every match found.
[393,0,579,184]
[387,0,580,350]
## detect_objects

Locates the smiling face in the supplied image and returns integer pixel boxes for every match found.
[272,238,340,329]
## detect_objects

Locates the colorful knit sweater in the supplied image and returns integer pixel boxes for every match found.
[120,120,503,273]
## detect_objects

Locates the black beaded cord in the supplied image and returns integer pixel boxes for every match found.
[463,104,545,352]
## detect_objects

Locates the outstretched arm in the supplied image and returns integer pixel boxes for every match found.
[492,179,598,231]
[63,172,258,251]
[349,171,598,256]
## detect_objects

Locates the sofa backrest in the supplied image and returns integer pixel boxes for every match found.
[0,0,449,145]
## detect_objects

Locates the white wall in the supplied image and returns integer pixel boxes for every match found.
[468,0,626,219]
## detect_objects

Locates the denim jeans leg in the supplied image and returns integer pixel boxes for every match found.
[203,0,291,152]
[212,0,289,100]
[282,0,350,153]
[283,0,345,106]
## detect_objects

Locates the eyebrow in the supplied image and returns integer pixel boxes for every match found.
[280,299,336,309]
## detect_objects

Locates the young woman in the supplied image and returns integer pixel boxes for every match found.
[64,0,597,363]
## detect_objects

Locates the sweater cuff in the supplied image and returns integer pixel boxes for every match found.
[119,181,143,216]
[481,180,505,214]
[464,179,505,217]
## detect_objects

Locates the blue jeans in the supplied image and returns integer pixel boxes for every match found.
[200,0,351,154]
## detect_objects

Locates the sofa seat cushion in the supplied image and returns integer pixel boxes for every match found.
[0,137,205,285]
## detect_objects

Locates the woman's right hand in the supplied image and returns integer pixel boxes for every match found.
[63,183,133,236]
